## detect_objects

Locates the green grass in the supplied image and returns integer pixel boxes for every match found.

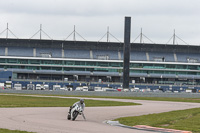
[29,94,200,103]
[0,128,34,133]
[4,93,200,103]
[0,95,139,108]
[115,108,200,133]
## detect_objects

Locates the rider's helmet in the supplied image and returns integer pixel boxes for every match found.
[80,99,84,104]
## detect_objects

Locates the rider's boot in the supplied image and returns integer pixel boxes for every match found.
[67,106,72,120]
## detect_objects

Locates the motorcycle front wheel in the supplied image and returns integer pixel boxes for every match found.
[72,111,79,121]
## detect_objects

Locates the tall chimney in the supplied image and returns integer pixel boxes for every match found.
[123,17,131,89]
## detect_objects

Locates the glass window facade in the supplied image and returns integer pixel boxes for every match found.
[0,57,200,76]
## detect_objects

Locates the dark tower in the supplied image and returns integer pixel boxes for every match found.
[123,17,131,89]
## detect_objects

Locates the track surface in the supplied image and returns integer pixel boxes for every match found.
[0,95,200,133]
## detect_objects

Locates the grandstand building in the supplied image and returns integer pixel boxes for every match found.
[0,38,200,90]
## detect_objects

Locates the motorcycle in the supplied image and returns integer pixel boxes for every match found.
[67,104,86,121]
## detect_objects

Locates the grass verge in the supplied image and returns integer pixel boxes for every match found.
[0,95,139,107]
[0,128,34,133]
[3,93,200,103]
[115,108,200,133]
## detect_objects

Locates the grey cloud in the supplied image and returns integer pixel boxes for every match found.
[0,0,199,17]
[0,0,199,44]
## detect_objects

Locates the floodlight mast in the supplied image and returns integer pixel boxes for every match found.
[123,17,131,90]
[6,23,8,39]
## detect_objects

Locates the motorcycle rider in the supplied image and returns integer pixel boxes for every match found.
[68,99,86,120]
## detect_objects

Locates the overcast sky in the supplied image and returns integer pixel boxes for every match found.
[0,0,200,45]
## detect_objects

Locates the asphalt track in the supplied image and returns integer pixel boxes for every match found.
[0,95,200,133]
